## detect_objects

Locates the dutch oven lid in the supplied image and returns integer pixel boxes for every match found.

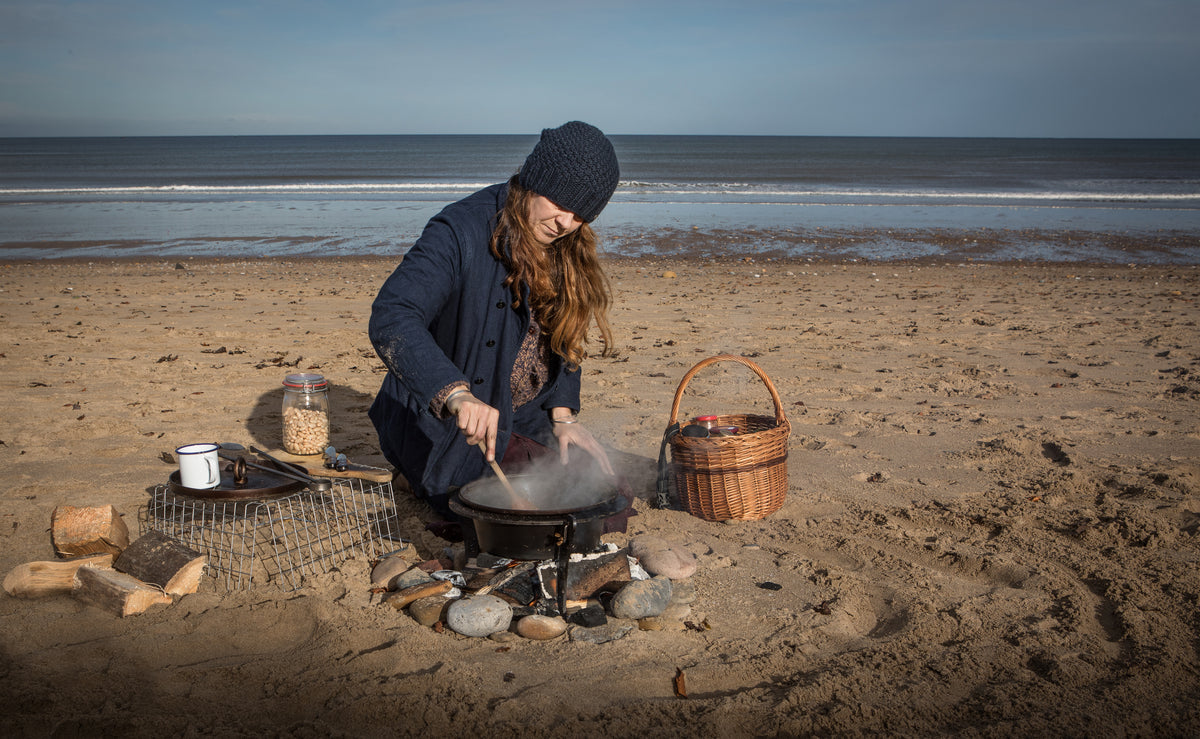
[458,472,618,516]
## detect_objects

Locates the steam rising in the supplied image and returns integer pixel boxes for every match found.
[463,449,618,513]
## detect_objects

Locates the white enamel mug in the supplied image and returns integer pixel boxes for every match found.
[176,442,221,489]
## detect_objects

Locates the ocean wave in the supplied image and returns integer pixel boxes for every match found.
[0,182,494,196]
[623,189,1200,202]
[616,181,1200,201]
[1,181,1197,203]
[619,180,758,190]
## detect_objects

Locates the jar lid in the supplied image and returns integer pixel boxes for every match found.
[694,415,719,422]
[283,373,327,391]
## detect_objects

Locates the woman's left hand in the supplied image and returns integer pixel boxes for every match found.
[551,420,615,477]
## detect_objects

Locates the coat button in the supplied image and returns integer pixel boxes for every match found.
[473,378,484,385]
[496,301,506,309]
[485,340,496,347]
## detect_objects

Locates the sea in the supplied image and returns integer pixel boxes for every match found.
[1,135,1198,263]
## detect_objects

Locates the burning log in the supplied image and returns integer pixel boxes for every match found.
[50,504,130,558]
[72,565,172,617]
[3,555,114,598]
[113,530,206,596]
[563,549,632,601]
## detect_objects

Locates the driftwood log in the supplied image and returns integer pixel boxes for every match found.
[50,504,130,557]
[72,565,172,617]
[114,530,207,596]
[3,554,114,598]
[387,579,453,611]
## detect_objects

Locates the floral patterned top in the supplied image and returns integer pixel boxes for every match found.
[431,310,551,417]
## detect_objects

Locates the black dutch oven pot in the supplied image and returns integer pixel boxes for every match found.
[449,472,628,561]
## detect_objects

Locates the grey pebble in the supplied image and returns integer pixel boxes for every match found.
[446,595,512,638]
[392,567,435,592]
[610,575,673,620]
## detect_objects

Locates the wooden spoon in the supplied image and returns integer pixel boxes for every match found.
[477,441,520,504]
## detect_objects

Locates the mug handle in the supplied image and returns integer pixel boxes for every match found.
[205,455,220,486]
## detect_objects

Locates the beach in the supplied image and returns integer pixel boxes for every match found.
[2,252,1199,736]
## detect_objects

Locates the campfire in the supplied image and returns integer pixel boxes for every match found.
[375,502,699,643]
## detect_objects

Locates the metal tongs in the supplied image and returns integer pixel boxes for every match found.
[247,445,335,492]
[215,445,333,493]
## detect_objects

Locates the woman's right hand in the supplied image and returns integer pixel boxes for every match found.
[447,392,500,461]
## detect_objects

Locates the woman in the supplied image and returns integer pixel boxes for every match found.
[368,121,629,531]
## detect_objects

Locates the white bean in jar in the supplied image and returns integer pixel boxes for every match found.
[283,406,329,455]
[281,373,330,455]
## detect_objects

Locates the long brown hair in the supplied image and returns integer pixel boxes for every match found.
[490,176,613,367]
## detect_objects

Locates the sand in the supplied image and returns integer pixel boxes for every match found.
[1,254,1198,737]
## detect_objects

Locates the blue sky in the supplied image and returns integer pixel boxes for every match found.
[1,0,1197,138]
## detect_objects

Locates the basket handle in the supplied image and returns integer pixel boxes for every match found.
[668,354,787,427]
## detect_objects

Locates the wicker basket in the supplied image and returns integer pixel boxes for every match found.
[665,355,790,521]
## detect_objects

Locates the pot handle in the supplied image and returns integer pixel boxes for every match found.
[555,514,577,616]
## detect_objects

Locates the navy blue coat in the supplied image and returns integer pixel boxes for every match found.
[368,183,581,504]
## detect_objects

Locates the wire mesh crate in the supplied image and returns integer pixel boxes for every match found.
[141,477,399,591]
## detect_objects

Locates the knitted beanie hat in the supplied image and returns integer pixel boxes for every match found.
[519,121,620,223]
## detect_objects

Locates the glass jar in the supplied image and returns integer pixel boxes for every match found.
[282,373,329,455]
[693,415,719,432]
